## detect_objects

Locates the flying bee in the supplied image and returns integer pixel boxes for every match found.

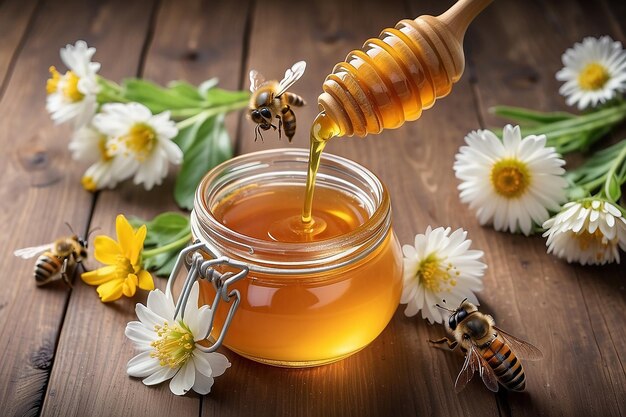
[13,224,94,287]
[430,299,543,393]
[248,60,307,142]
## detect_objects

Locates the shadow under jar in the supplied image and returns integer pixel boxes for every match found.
[191,149,402,367]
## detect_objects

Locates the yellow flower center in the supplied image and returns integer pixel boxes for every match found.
[114,255,137,279]
[122,124,156,161]
[574,229,610,261]
[151,322,195,368]
[81,176,97,192]
[46,66,61,94]
[98,136,113,162]
[47,66,84,102]
[578,62,610,91]
[63,71,84,102]
[418,254,458,293]
[490,159,530,199]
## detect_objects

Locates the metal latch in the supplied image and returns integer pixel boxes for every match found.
[166,241,249,353]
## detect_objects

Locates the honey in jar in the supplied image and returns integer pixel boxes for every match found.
[192,149,402,367]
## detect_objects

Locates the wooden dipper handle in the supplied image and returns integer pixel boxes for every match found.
[318,0,494,137]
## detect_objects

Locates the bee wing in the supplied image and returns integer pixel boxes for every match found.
[14,243,52,259]
[454,348,477,393]
[249,69,266,92]
[276,61,306,96]
[455,346,499,393]
[494,326,544,361]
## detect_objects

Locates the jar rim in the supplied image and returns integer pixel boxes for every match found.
[192,148,391,275]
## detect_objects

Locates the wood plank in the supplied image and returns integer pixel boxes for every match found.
[209,1,499,416]
[40,0,250,415]
[467,0,626,416]
[0,0,158,414]
[0,0,40,94]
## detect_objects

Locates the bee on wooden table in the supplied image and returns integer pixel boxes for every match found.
[430,299,543,392]
[248,61,306,142]
[14,224,93,287]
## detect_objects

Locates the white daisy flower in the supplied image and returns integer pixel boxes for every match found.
[556,36,626,110]
[454,125,567,236]
[125,282,231,395]
[543,199,626,265]
[46,40,101,127]
[69,125,121,191]
[69,125,105,163]
[400,226,486,324]
[93,102,182,190]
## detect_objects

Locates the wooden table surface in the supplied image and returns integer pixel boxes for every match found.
[1,0,625,416]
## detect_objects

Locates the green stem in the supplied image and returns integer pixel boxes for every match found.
[143,232,192,258]
[491,106,576,124]
[172,100,248,120]
[603,142,626,199]
[176,111,210,130]
[522,103,626,136]
[97,90,130,104]
[170,108,206,119]
[97,76,129,104]
[97,76,124,93]
[543,111,625,139]
[579,176,607,192]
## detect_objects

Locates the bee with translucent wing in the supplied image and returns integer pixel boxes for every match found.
[14,224,94,287]
[248,61,306,142]
[430,299,543,392]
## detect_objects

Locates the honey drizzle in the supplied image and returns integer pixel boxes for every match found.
[301,112,339,225]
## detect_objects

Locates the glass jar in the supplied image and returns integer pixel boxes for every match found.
[189,148,402,367]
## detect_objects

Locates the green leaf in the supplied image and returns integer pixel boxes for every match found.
[204,87,250,107]
[605,174,622,202]
[491,105,576,125]
[154,253,179,276]
[566,186,588,201]
[128,212,191,277]
[167,80,203,101]
[489,103,626,154]
[567,140,626,192]
[122,78,204,113]
[174,113,232,209]
[140,212,190,245]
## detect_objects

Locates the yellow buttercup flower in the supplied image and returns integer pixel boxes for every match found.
[82,214,154,302]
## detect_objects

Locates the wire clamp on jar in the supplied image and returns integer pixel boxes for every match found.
[166,241,249,353]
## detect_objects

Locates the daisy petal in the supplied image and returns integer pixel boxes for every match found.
[192,369,214,395]
[142,366,177,386]
[169,361,195,395]
[127,351,162,378]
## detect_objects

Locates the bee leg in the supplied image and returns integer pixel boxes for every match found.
[60,258,74,288]
[429,337,458,351]
[276,116,282,140]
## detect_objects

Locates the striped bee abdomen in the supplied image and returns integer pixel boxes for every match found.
[483,337,526,391]
[284,92,305,107]
[34,252,62,285]
[281,107,297,141]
